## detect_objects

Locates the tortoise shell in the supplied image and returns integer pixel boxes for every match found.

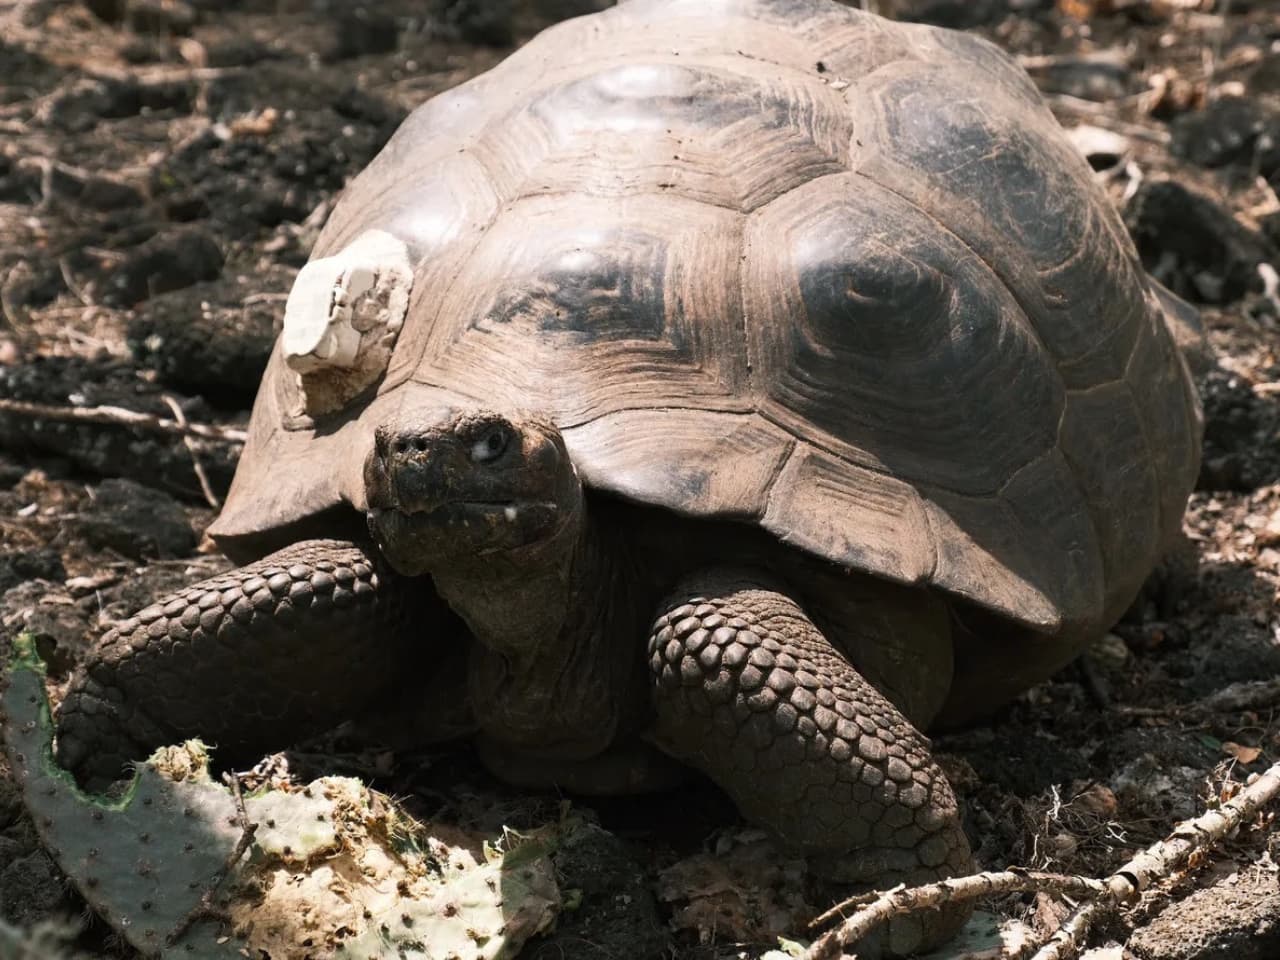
[210,0,1202,645]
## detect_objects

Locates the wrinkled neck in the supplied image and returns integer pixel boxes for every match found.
[435,501,646,758]
[430,501,587,661]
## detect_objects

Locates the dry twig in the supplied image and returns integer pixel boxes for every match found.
[0,397,247,444]
[803,761,1280,960]
[1117,676,1280,718]
[807,870,1107,948]
[1041,92,1172,145]
[160,394,221,509]
[56,257,92,307]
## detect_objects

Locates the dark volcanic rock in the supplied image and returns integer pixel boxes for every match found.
[83,0,128,22]
[1261,209,1280,250]
[92,227,224,307]
[1249,51,1280,96]
[0,260,63,321]
[1200,370,1259,462]
[1171,96,1280,178]
[330,7,400,59]
[0,851,67,927]
[79,478,197,559]
[204,35,277,67]
[118,36,171,64]
[0,41,65,107]
[127,282,279,409]
[1195,366,1280,491]
[431,0,516,46]
[532,0,615,17]
[0,550,65,597]
[0,153,40,204]
[0,356,240,500]
[153,127,314,232]
[37,160,146,211]
[1029,51,1131,102]
[882,0,1040,28]
[151,68,400,238]
[1124,179,1275,304]
[43,75,194,131]
[0,456,27,489]
[0,581,92,677]
[86,0,196,32]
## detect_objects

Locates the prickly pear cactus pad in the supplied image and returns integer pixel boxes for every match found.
[1,634,562,959]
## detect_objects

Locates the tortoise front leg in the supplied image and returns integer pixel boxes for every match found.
[56,539,431,788]
[646,570,973,956]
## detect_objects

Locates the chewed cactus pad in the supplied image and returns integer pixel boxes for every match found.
[1,635,561,959]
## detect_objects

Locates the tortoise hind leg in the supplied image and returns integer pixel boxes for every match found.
[56,539,434,788]
[645,569,973,957]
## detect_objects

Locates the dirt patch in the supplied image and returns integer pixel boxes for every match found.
[1129,867,1280,960]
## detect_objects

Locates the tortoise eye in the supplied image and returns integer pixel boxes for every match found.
[470,427,509,464]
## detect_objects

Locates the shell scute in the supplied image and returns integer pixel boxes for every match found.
[470,59,850,213]
[744,172,1062,498]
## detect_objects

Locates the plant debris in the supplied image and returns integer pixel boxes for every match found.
[1,633,562,959]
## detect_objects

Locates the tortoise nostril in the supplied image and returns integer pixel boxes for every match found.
[387,433,432,458]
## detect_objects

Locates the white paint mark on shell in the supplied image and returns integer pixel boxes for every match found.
[504,506,517,522]
[281,229,413,416]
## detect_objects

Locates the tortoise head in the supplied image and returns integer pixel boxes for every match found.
[363,408,583,576]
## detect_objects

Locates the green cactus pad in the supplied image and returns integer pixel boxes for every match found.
[2,634,562,959]
[1,635,241,958]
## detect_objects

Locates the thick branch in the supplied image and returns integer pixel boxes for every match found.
[1102,761,1280,902]
[1027,901,1097,960]
[805,871,1107,960]
[804,761,1280,960]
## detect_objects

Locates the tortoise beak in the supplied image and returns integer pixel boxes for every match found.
[365,426,437,514]
[365,425,449,515]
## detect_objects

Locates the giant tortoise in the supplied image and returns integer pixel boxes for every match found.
[55,0,1203,952]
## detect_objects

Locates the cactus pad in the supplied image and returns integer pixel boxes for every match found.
[2,634,562,959]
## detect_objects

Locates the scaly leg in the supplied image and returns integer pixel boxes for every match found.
[56,539,435,787]
[646,570,973,956]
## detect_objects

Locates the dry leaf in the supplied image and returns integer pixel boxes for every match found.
[1056,0,1098,18]
[1257,509,1280,548]
[230,107,279,138]
[657,831,812,943]
[1223,742,1262,764]
[1075,782,1120,818]
[1032,892,1070,938]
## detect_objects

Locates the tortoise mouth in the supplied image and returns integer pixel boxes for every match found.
[369,499,559,525]
[366,499,565,574]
